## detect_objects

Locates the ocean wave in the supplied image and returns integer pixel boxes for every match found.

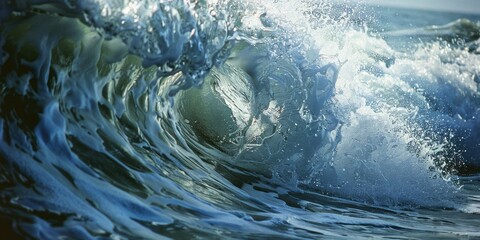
[381,18,480,44]
[1,0,480,238]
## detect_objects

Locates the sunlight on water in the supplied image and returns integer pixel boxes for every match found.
[0,0,479,239]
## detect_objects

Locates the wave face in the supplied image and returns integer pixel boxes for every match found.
[1,0,480,238]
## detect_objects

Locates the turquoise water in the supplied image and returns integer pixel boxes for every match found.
[1,0,479,239]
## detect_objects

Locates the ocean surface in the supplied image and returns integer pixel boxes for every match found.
[1,0,480,239]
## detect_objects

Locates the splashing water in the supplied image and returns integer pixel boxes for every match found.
[1,0,480,239]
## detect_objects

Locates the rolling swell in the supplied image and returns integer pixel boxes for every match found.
[1,0,480,239]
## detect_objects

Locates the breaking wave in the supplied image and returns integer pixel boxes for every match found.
[1,0,479,238]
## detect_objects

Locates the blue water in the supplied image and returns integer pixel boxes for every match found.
[1,0,480,239]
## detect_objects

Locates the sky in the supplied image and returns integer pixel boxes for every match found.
[346,0,480,14]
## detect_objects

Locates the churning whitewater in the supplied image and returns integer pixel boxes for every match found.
[0,0,480,239]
